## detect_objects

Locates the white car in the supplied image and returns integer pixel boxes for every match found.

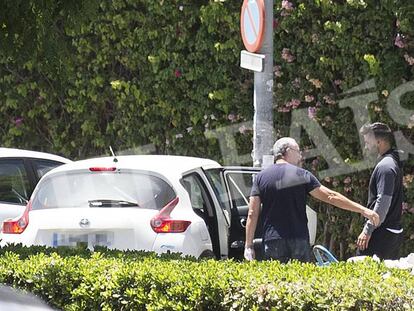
[0,155,317,259]
[0,148,71,224]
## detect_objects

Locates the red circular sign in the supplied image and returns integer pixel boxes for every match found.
[240,0,265,53]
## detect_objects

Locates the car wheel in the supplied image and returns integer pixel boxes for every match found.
[199,249,215,259]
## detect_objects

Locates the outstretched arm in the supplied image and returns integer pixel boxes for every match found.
[310,185,380,226]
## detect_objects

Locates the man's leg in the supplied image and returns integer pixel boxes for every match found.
[288,238,312,263]
[263,239,289,263]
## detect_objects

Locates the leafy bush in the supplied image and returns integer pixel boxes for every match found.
[0,0,413,258]
[0,245,413,310]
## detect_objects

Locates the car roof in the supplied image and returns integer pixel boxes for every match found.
[47,155,222,177]
[0,147,71,163]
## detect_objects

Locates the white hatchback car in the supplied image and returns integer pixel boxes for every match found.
[0,148,71,225]
[1,155,317,259]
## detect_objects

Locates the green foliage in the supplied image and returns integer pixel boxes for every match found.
[0,0,413,258]
[0,245,413,310]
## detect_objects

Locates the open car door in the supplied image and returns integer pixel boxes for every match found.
[222,167,317,260]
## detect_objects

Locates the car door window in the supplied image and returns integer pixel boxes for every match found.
[204,169,231,224]
[0,159,30,204]
[182,174,213,217]
[224,171,257,210]
[32,159,64,179]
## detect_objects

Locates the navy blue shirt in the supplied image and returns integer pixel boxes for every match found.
[251,163,321,242]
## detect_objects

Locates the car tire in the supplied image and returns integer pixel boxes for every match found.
[199,249,215,259]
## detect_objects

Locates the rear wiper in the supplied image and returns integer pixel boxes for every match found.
[88,199,139,208]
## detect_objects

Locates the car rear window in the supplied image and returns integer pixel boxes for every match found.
[31,171,176,210]
[0,159,30,204]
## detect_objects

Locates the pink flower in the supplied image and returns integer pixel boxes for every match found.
[227,113,236,122]
[324,177,332,183]
[332,180,339,187]
[12,117,24,127]
[287,99,300,109]
[278,107,291,113]
[281,0,293,11]
[344,176,352,184]
[305,95,314,103]
[404,53,414,66]
[394,34,406,48]
[239,125,250,134]
[308,107,317,119]
[323,95,335,105]
[334,79,342,86]
[174,69,182,78]
[344,186,352,193]
[273,65,283,77]
[281,48,295,63]
[402,202,409,211]
[309,78,322,88]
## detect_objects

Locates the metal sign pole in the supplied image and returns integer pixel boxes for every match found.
[252,0,274,167]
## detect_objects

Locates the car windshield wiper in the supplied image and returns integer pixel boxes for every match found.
[88,199,139,208]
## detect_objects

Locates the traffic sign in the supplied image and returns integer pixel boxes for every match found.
[240,0,265,53]
[240,50,265,72]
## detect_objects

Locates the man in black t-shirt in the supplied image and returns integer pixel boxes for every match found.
[244,137,380,263]
[356,123,403,259]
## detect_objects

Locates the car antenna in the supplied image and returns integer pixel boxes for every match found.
[109,146,118,163]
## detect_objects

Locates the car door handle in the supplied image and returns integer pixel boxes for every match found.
[240,218,247,228]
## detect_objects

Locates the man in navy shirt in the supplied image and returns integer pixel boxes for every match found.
[244,137,380,262]
[356,123,403,259]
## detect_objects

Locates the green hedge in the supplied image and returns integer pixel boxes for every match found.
[0,0,413,258]
[0,245,413,310]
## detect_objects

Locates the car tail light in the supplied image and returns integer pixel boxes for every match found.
[151,219,191,233]
[2,201,32,234]
[150,197,191,233]
[89,167,116,172]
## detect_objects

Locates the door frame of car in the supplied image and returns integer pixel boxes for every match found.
[182,168,230,259]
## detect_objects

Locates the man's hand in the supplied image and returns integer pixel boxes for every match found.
[356,232,371,250]
[362,209,380,227]
[244,246,255,261]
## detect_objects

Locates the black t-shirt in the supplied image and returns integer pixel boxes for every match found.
[250,163,321,242]
[364,149,403,234]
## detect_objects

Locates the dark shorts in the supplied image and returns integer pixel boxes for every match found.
[356,227,402,260]
[263,238,311,263]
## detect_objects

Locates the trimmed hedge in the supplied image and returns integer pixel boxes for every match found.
[0,0,413,259]
[0,245,413,310]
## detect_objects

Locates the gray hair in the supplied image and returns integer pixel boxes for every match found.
[273,137,297,160]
